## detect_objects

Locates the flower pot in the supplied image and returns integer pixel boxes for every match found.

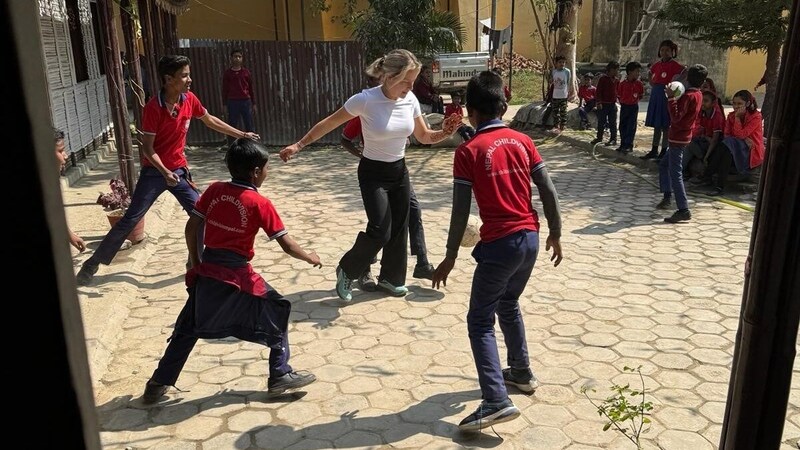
[106,210,146,244]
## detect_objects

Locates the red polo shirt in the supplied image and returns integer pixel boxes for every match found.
[578,85,596,103]
[141,91,207,170]
[692,106,725,139]
[453,122,543,243]
[618,79,645,105]
[650,59,684,85]
[192,181,287,261]
[667,88,702,145]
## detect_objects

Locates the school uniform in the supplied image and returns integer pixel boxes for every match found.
[453,120,544,403]
[682,106,725,171]
[659,88,702,211]
[618,78,645,149]
[85,91,207,267]
[595,74,619,142]
[645,59,684,153]
[578,84,597,126]
[707,110,765,189]
[150,181,293,386]
[222,67,256,140]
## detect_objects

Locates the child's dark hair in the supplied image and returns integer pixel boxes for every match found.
[733,90,759,112]
[158,55,191,84]
[54,128,65,142]
[466,71,506,118]
[606,61,620,70]
[583,72,594,79]
[686,64,708,88]
[625,61,642,73]
[658,39,678,58]
[554,55,566,63]
[451,91,462,100]
[225,139,270,181]
[231,48,243,56]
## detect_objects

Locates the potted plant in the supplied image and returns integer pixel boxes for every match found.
[97,178,146,244]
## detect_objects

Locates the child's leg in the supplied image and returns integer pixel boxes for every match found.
[630,104,639,148]
[241,99,255,132]
[608,104,618,142]
[596,106,607,141]
[496,231,539,370]
[151,332,199,386]
[668,146,689,210]
[408,184,428,266]
[652,127,663,148]
[269,330,292,378]
[658,152,672,197]
[660,127,670,152]
[714,144,734,190]
[578,106,588,124]
[557,99,567,128]
[226,100,244,145]
[467,235,526,403]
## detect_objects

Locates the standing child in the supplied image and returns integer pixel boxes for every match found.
[591,61,620,146]
[703,90,764,196]
[617,62,645,154]
[142,139,321,404]
[548,55,571,134]
[222,49,257,146]
[577,73,596,130]
[657,64,707,223]
[642,40,685,160]
[444,92,477,141]
[432,71,563,431]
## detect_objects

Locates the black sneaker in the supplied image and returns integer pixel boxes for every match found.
[590,138,603,145]
[412,263,435,280]
[76,262,99,286]
[268,370,316,395]
[707,186,724,197]
[458,398,521,431]
[664,209,692,223]
[656,198,672,210]
[502,367,540,394]
[641,149,659,160]
[142,380,168,405]
[615,145,625,152]
[620,146,633,154]
[604,140,617,147]
[359,270,377,292]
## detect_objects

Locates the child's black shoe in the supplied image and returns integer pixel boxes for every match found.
[590,138,603,145]
[664,209,692,223]
[142,380,168,405]
[268,370,316,395]
[656,198,672,210]
[604,140,617,147]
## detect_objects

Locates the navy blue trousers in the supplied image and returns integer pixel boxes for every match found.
[619,103,639,149]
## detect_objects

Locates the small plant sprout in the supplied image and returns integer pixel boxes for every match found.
[580,365,655,450]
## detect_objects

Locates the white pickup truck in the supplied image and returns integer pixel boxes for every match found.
[431,52,490,94]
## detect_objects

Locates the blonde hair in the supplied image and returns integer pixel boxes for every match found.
[365,49,421,81]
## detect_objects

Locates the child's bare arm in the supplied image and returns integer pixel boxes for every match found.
[185,214,204,269]
[276,234,322,268]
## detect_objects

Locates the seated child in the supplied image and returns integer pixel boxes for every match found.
[141,139,322,404]
[578,73,596,130]
[444,92,476,141]
[683,89,724,180]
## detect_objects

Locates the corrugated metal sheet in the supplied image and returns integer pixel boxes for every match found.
[172,40,366,146]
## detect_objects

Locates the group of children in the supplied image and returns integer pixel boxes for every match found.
[569,39,765,222]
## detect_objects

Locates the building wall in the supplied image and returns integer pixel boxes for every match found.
[726,48,767,98]
[590,0,623,62]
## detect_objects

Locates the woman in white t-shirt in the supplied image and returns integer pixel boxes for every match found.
[280,49,461,302]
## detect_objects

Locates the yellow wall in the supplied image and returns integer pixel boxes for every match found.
[176,0,592,63]
[725,48,767,97]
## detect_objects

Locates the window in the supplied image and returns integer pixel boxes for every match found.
[621,0,646,48]
[89,1,105,75]
[65,0,89,82]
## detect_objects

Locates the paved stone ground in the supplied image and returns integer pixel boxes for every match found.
[80,141,799,450]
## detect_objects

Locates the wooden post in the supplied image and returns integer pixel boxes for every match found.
[273,0,280,41]
[475,0,479,51]
[509,0,515,94]
[137,0,159,98]
[121,0,144,131]
[300,0,306,41]
[99,0,136,192]
[284,0,291,41]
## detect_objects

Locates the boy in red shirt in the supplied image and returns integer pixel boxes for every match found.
[577,73,596,129]
[142,139,321,403]
[617,61,645,154]
[76,55,259,286]
[683,90,725,179]
[432,71,563,431]
[591,61,620,147]
[657,64,707,223]
[444,92,476,141]
[222,49,256,145]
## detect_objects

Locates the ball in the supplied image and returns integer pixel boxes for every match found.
[667,81,685,99]
[461,215,482,247]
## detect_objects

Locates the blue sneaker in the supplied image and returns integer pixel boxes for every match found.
[336,266,353,302]
[458,398,521,431]
[376,279,408,297]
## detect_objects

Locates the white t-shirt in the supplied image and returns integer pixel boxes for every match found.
[552,68,571,100]
[343,86,421,162]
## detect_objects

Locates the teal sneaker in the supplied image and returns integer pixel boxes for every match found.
[377,279,409,297]
[336,266,353,302]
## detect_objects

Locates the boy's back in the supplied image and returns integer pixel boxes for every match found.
[454,124,542,242]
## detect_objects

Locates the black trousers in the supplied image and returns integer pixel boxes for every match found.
[340,157,411,286]
[706,142,734,189]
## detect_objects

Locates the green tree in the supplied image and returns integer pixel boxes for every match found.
[309,0,465,60]
[656,0,791,130]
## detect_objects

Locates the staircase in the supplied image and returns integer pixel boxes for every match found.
[619,0,667,63]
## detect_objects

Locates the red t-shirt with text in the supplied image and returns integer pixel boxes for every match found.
[192,181,287,261]
[453,124,543,243]
[141,91,207,170]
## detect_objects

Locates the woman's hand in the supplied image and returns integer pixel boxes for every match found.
[280,143,301,162]
[442,114,463,135]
